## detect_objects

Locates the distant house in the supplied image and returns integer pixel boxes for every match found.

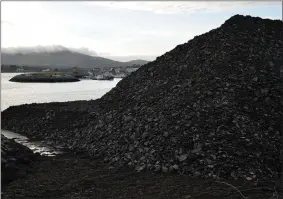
[16,68,24,72]
[104,71,113,77]
[88,71,93,76]
[42,69,50,72]
[72,67,89,78]
[92,68,102,75]
[16,66,25,72]
[92,68,101,72]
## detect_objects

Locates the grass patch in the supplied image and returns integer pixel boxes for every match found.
[31,72,73,76]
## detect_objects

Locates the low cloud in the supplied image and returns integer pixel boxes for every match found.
[1,45,157,61]
[106,55,157,62]
[1,45,98,56]
[87,1,279,14]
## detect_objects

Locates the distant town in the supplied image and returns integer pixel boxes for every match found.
[1,64,142,79]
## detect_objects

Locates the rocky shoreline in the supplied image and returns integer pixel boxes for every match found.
[9,73,80,83]
[2,15,283,198]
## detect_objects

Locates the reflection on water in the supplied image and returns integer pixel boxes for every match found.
[1,73,122,111]
[1,129,63,156]
[1,73,121,155]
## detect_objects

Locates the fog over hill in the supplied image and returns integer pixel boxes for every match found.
[1,46,150,68]
[2,45,93,55]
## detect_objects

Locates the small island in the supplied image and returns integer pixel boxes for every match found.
[9,72,80,83]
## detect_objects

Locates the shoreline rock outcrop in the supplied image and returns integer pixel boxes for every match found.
[9,73,80,83]
[2,15,283,185]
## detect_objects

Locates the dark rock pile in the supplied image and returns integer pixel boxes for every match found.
[2,15,283,183]
[94,15,283,181]
[1,135,38,186]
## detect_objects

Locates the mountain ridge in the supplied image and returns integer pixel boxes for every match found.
[1,49,149,69]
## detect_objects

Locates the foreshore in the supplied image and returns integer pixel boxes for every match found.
[2,152,273,199]
[1,101,279,199]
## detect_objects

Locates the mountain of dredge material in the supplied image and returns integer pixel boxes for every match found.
[94,14,283,180]
[2,15,283,184]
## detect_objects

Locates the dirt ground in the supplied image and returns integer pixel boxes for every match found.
[2,152,276,199]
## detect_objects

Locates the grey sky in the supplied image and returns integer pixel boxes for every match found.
[1,1,281,61]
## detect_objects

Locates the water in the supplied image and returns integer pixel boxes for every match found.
[1,73,122,111]
[1,73,122,155]
[2,129,64,156]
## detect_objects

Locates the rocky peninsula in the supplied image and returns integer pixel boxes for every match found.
[2,15,283,198]
[9,73,80,83]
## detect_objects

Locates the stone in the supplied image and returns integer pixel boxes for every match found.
[155,165,161,172]
[135,165,145,172]
[191,147,202,154]
[163,132,169,137]
[124,116,133,122]
[246,177,253,181]
[207,91,213,96]
[162,166,169,173]
[172,164,179,170]
[230,171,238,180]
[252,77,258,82]
[194,171,201,177]
[178,154,187,162]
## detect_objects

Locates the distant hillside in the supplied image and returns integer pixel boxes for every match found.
[1,51,149,69]
[125,59,149,66]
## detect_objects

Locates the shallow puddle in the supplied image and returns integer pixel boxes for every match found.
[1,129,64,156]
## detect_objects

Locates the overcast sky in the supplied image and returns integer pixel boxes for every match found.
[1,1,282,61]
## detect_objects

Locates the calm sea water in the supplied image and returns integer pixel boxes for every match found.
[1,73,122,111]
[1,73,121,154]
